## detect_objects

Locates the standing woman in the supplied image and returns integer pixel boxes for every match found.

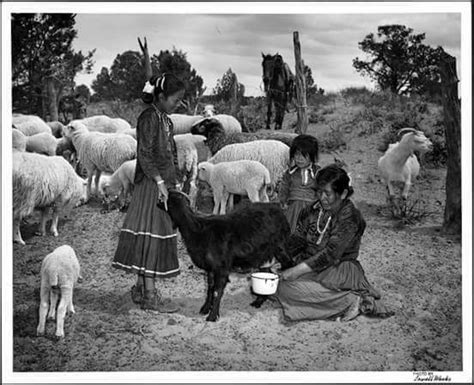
[112,73,185,312]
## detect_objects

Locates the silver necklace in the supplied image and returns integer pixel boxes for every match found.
[316,209,331,245]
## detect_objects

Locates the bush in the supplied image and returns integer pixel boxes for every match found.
[319,123,347,152]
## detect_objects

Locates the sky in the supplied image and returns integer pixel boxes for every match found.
[71,11,461,97]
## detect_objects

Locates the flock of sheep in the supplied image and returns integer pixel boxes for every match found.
[11,105,433,335]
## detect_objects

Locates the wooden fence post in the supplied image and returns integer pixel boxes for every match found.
[439,51,461,235]
[293,31,308,134]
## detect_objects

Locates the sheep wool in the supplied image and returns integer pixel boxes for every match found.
[12,128,27,152]
[169,114,204,135]
[37,245,81,338]
[76,115,132,133]
[12,114,52,136]
[13,151,87,244]
[47,121,65,138]
[209,139,289,187]
[26,132,59,156]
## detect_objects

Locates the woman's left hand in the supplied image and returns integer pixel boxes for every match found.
[281,262,312,281]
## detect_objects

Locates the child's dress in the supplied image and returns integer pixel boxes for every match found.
[278,164,320,233]
[112,106,180,279]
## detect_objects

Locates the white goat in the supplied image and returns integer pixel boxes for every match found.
[378,128,432,202]
[37,245,82,338]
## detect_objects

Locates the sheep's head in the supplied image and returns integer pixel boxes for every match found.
[64,120,88,139]
[190,118,224,139]
[203,104,216,117]
[197,161,213,182]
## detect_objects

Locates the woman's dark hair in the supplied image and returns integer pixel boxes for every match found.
[289,134,319,163]
[141,73,185,104]
[315,164,354,198]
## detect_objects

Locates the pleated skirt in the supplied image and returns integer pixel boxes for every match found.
[276,260,388,321]
[112,177,180,279]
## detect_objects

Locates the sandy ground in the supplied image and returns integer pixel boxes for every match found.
[11,125,462,373]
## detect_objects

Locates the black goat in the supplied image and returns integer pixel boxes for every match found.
[190,118,298,155]
[161,190,294,321]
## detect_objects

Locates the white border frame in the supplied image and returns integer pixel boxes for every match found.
[2,2,472,383]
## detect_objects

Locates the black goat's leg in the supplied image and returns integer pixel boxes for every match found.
[206,273,229,322]
[199,272,214,315]
[250,294,268,308]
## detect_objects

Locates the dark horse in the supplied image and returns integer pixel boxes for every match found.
[261,53,294,130]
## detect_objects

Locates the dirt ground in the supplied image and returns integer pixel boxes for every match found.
[10,121,463,373]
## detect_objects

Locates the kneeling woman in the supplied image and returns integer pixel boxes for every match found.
[277,164,392,322]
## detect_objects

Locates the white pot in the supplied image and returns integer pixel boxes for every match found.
[251,272,279,295]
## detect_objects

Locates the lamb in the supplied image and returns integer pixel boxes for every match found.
[378,128,432,204]
[198,160,271,214]
[37,245,82,338]
[118,127,137,139]
[13,152,87,245]
[25,132,60,156]
[47,121,65,138]
[191,117,297,155]
[99,159,136,201]
[63,120,137,201]
[12,114,52,136]
[12,128,27,152]
[169,114,205,134]
[208,139,290,189]
[72,115,132,133]
[161,190,294,321]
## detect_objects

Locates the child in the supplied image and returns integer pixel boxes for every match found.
[278,134,320,233]
[112,73,185,312]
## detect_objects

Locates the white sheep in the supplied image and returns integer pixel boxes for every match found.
[25,132,60,156]
[12,128,27,152]
[99,159,136,201]
[378,128,432,203]
[12,114,52,136]
[63,120,137,201]
[46,121,65,138]
[74,115,131,133]
[192,114,242,134]
[208,139,290,190]
[37,245,82,339]
[118,127,137,139]
[198,160,271,214]
[203,104,216,117]
[13,152,87,245]
[174,134,202,207]
[169,114,204,134]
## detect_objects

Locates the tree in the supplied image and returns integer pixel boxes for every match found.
[75,84,91,104]
[304,64,324,97]
[12,13,95,120]
[353,25,442,96]
[212,68,245,102]
[91,67,115,101]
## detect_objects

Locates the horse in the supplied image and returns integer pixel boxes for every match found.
[261,53,294,130]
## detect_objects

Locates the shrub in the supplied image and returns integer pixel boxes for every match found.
[319,123,347,152]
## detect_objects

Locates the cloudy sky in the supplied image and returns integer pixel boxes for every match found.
[72,10,461,97]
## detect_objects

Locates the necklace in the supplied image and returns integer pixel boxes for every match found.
[316,209,331,245]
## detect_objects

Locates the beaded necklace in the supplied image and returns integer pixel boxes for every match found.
[316,208,331,245]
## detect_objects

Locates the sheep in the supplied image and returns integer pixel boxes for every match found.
[192,114,242,137]
[203,104,216,117]
[12,128,27,152]
[73,115,131,133]
[208,139,290,189]
[169,114,205,135]
[25,132,60,156]
[191,117,296,155]
[161,190,294,321]
[12,114,52,136]
[175,133,210,164]
[37,245,82,338]
[99,159,136,202]
[118,127,137,139]
[63,120,137,201]
[378,128,432,205]
[198,160,271,215]
[47,121,65,138]
[13,152,87,245]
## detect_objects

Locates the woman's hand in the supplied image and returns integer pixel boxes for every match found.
[281,262,312,281]
[157,181,169,210]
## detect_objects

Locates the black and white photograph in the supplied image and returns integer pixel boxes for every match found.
[1,1,472,383]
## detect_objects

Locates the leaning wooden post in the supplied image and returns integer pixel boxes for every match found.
[293,31,308,134]
[439,50,461,235]
[138,37,153,80]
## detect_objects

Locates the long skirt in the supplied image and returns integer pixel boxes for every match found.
[277,260,390,321]
[284,200,314,233]
[112,177,180,279]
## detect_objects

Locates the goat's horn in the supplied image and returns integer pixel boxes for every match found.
[397,128,418,136]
